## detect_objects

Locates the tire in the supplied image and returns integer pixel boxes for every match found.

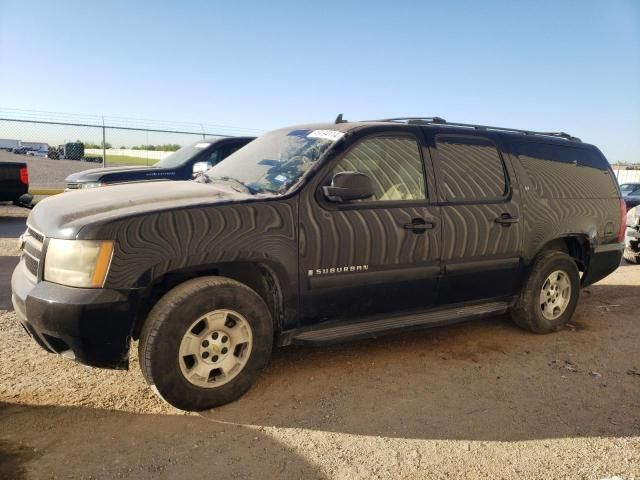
[510,250,580,333]
[623,246,640,264]
[139,276,273,411]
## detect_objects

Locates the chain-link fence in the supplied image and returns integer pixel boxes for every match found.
[614,168,640,185]
[0,108,263,190]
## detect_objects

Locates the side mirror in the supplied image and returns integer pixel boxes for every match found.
[192,161,210,178]
[323,171,375,203]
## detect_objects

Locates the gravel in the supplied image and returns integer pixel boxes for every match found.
[0,205,639,479]
[0,151,144,190]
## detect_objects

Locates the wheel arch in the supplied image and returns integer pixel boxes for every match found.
[132,260,286,340]
[538,235,592,272]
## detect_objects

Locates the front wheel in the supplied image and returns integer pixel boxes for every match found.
[139,276,273,411]
[511,250,580,333]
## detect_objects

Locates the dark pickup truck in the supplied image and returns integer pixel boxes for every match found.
[0,162,30,205]
[12,117,624,411]
[65,137,255,191]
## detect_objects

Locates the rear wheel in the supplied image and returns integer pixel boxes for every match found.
[139,276,273,411]
[511,250,580,333]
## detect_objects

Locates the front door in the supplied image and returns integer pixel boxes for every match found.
[299,130,442,324]
[426,131,523,304]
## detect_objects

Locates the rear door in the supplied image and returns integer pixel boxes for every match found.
[425,131,523,304]
[299,129,442,324]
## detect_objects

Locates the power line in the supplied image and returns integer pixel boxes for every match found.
[0,107,264,136]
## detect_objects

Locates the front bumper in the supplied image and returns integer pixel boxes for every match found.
[11,258,139,369]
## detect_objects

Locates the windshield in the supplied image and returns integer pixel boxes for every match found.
[202,128,343,194]
[154,141,213,168]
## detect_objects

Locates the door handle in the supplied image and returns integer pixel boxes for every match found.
[403,218,435,233]
[494,213,519,226]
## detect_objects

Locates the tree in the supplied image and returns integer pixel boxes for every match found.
[130,144,181,152]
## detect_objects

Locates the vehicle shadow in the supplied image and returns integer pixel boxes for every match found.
[201,285,640,441]
[0,402,324,479]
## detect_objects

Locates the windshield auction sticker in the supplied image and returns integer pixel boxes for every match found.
[194,143,211,148]
[307,130,345,142]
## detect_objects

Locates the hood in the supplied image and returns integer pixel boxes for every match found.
[65,165,158,183]
[28,181,253,238]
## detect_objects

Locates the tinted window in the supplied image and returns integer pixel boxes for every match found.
[206,143,244,166]
[511,142,609,170]
[207,149,221,165]
[333,136,426,202]
[154,140,212,168]
[512,142,618,199]
[435,136,507,201]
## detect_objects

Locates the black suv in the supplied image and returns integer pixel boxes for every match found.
[12,117,624,411]
[64,137,255,190]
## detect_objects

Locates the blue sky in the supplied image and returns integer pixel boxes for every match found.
[1,0,638,162]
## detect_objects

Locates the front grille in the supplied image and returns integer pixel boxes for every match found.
[22,225,45,281]
[65,182,82,190]
[24,253,39,277]
[28,227,44,243]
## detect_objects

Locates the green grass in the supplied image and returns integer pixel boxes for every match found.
[85,154,157,166]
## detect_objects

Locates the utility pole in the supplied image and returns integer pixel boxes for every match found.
[102,116,106,168]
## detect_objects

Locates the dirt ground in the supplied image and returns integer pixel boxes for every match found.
[0,206,639,479]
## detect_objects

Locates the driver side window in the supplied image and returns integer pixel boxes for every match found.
[207,149,222,165]
[333,136,426,202]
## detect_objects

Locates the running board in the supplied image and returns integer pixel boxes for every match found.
[281,301,510,346]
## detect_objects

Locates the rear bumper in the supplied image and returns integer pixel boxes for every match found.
[581,242,624,287]
[0,184,28,202]
[11,258,139,369]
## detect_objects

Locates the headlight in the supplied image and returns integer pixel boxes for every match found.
[44,239,114,288]
[81,182,102,189]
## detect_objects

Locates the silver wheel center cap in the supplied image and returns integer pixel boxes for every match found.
[179,310,253,389]
[539,270,571,320]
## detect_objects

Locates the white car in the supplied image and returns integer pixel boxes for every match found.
[26,149,48,158]
[624,206,640,264]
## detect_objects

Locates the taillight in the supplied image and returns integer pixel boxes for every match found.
[19,167,29,185]
[617,197,626,242]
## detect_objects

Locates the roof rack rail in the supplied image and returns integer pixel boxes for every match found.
[361,117,581,142]
[365,116,448,124]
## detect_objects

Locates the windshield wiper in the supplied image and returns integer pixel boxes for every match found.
[208,176,258,194]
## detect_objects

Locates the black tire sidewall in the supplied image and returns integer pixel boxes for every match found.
[144,279,273,411]
[524,253,580,332]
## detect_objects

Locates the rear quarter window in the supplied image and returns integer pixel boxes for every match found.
[511,142,618,199]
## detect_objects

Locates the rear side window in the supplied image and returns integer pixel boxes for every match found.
[434,135,507,202]
[512,142,618,199]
